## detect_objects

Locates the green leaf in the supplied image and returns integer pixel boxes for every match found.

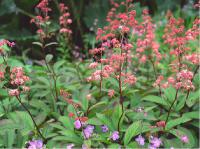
[96,113,114,130]
[0,0,16,16]
[164,86,176,102]
[88,101,107,113]
[44,42,58,48]
[169,127,197,148]
[176,95,186,111]
[45,54,53,63]
[32,42,43,47]
[124,121,141,145]
[142,95,168,107]
[183,111,199,119]
[186,90,200,107]
[112,105,122,130]
[59,116,74,130]
[165,116,191,130]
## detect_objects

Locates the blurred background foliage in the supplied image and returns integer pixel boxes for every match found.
[0,0,199,60]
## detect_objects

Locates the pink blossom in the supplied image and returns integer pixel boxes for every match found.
[9,89,20,96]
[74,120,82,129]
[89,62,98,69]
[108,89,115,98]
[181,135,189,143]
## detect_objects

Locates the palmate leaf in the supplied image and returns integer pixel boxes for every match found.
[8,111,34,135]
[124,121,142,145]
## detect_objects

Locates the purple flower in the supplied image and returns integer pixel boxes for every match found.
[110,131,119,141]
[28,140,43,149]
[101,125,109,132]
[66,144,74,149]
[74,120,82,129]
[83,125,95,139]
[181,135,189,143]
[150,137,162,148]
[135,135,145,146]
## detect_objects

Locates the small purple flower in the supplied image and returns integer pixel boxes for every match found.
[28,140,43,149]
[181,135,189,143]
[101,125,109,132]
[135,135,145,146]
[83,125,95,139]
[74,120,82,129]
[110,131,119,141]
[66,144,74,149]
[150,137,162,148]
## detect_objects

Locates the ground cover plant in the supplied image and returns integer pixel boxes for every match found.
[0,0,199,148]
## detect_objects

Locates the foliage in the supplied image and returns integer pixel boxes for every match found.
[0,0,199,148]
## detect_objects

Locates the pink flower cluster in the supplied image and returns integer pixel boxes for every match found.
[0,39,15,54]
[154,69,195,91]
[184,54,200,65]
[163,15,199,56]
[88,0,137,91]
[163,16,187,56]
[186,18,200,41]
[9,67,30,96]
[59,3,72,35]
[176,70,194,90]
[135,9,161,63]
[30,0,51,38]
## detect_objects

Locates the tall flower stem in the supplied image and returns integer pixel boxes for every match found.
[41,45,62,115]
[15,95,46,142]
[100,51,103,95]
[165,55,182,129]
[117,34,124,133]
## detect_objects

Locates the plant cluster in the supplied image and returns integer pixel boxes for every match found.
[0,0,199,148]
